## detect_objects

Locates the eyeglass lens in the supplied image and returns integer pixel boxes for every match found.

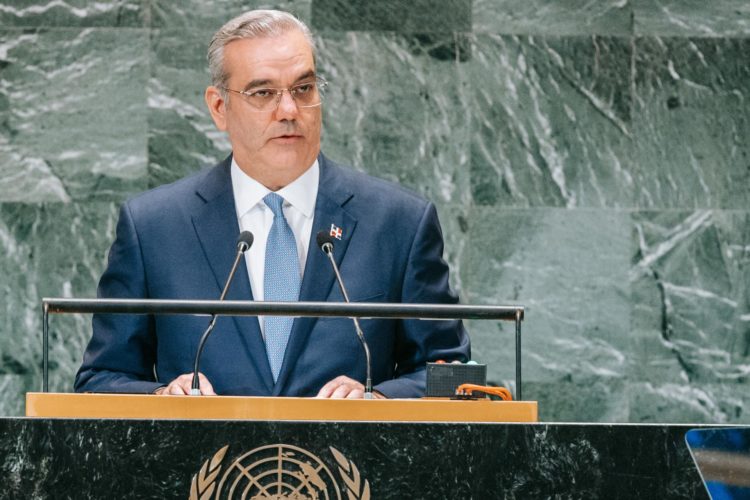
[246,81,324,111]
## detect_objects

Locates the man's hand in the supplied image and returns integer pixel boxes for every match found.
[315,375,385,399]
[154,372,216,395]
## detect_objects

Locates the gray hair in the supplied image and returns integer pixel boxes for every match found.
[208,10,316,91]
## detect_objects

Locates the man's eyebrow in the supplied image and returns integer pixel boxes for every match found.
[293,70,316,83]
[242,79,273,91]
[242,70,317,91]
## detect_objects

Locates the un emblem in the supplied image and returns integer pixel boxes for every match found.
[190,444,371,500]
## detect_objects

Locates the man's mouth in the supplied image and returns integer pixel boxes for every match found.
[271,134,303,142]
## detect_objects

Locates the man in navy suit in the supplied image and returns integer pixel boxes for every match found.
[75,10,469,398]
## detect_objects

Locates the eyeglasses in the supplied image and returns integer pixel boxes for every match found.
[221,76,328,112]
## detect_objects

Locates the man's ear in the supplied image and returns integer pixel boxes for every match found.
[205,86,228,131]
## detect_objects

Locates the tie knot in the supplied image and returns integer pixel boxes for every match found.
[263,192,285,217]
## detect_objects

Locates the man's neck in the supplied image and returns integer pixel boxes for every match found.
[232,153,319,191]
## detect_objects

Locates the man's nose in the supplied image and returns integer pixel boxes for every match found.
[275,89,299,119]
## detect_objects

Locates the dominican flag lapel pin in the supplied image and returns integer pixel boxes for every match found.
[329,224,343,240]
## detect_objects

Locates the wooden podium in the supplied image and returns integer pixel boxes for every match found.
[25,392,537,422]
[16,395,708,497]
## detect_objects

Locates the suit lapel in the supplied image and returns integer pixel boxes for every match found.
[191,159,274,393]
[272,155,358,395]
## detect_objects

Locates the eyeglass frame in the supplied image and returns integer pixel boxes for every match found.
[219,76,328,112]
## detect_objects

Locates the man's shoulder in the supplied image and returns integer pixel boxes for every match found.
[320,155,429,212]
[125,157,230,213]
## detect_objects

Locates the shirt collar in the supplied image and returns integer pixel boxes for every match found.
[231,157,319,219]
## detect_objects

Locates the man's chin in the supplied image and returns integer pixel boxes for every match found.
[268,144,318,166]
[268,151,305,169]
[253,151,315,187]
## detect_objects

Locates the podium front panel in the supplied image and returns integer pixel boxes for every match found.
[0,418,707,498]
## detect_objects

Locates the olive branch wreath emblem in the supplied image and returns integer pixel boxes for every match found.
[189,445,370,500]
[190,445,228,500]
[330,446,371,500]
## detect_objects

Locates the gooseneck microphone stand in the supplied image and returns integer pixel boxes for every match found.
[190,231,254,395]
[317,231,373,399]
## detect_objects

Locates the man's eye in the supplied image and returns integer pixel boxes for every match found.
[293,83,314,94]
[249,89,274,98]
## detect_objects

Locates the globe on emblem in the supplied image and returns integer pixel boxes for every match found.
[215,444,341,500]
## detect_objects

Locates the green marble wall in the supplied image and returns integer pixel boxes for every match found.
[0,1,747,422]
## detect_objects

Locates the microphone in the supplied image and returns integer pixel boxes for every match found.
[190,231,254,395]
[316,230,373,399]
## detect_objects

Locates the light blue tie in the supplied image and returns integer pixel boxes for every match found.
[263,193,301,381]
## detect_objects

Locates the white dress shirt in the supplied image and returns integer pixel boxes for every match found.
[231,158,319,334]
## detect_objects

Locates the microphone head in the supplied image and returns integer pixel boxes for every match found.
[316,230,335,253]
[236,231,254,252]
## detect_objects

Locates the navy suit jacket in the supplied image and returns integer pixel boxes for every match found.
[74,154,469,398]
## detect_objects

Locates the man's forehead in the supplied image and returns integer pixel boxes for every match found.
[223,32,315,82]
[225,31,313,62]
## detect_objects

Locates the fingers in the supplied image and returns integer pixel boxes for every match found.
[165,374,192,395]
[159,373,215,396]
[316,375,351,398]
[343,387,364,399]
[316,375,365,399]
[197,372,216,395]
[315,378,339,398]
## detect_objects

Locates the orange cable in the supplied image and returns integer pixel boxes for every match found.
[455,383,513,401]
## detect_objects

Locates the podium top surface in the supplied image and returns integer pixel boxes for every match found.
[26,392,537,423]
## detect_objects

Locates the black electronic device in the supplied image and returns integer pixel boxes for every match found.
[425,362,487,398]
